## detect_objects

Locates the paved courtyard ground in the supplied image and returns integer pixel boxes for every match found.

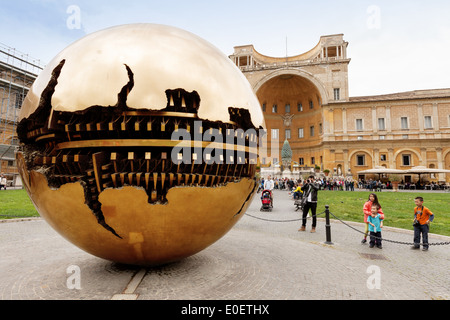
[0,189,449,302]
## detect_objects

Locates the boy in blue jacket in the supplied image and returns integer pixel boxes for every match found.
[368,204,383,249]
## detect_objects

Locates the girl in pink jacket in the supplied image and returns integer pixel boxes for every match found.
[362,193,385,244]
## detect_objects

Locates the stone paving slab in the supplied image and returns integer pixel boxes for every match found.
[0,190,448,301]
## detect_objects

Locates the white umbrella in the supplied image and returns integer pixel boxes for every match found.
[405,166,450,182]
[357,166,407,176]
[406,166,450,174]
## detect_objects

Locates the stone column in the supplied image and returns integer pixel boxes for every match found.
[433,103,440,133]
[388,148,394,168]
[436,147,445,181]
[420,148,427,166]
[343,149,349,174]
[418,104,424,132]
[386,105,392,133]
[372,106,377,134]
[373,148,380,167]
[342,108,347,140]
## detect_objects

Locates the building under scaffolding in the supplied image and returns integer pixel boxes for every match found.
[0,43,44,186]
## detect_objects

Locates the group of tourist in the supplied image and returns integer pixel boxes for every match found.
[259,175,435,252]
[259,176,358,192]
[361,193,434,251]
[258,176,396,192]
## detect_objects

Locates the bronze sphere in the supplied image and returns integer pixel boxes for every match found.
[16,24,264,265]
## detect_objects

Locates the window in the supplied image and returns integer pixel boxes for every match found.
[311,157,315,165]
[272,104,278,113]
[401,117,408,129]
[15,93,25,109]
[299,158,304,165]
[271,129,279,140]
[298,128,304,138]
[380,154,387,161]
[357,155,365,166]
[356,119,363,131]
[319,123,322,134]
[297,103,303,112]
[379,135,386,140]
[424,116,432,129]
[378,118,385,130]
[309,100,314,109]
[262,103,266,112]
[310,126,315,137]
[285,104,291,113]
[357,136,363,140]
[285,129,291,140]
[402,154,411,166]
[334,88,340,101]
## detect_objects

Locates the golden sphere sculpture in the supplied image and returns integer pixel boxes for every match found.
[16,24,264,265]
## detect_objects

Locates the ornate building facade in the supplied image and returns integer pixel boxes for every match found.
[230,34,450,182]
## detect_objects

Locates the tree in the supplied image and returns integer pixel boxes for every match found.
[281,139,292,167]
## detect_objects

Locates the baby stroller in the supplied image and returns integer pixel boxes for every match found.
[260,190,273,212]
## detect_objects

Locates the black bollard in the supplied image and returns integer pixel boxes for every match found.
[324,205,333,245]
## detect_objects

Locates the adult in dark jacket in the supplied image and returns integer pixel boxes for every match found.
[298,176,319,233]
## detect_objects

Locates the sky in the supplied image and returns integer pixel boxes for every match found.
[1,0,450,97]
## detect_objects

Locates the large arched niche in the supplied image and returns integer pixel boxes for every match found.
[254,70,326,166]
[254,69,328,108]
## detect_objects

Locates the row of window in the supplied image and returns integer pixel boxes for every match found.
[356,154,412,166]
[264,153,420,167]
[261,157,318,166]
[262,89,341,113]
[355,116,435,131]
[262,101,315,113]
[0,92,25,109]
[271,125,322,140]
[269,116,441,141]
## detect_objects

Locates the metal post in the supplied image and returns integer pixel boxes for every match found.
[324,205,333,245]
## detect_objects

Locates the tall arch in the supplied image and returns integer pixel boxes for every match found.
[254,70,326,166]
[348,149,374,161]
[393,149,423,164]
[253,68,329,105]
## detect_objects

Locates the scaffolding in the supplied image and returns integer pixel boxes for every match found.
[0,43,45,183]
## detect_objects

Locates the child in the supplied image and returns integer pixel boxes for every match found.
[367,204,383,249]
[362,193,384,244]
[412,197,434,251]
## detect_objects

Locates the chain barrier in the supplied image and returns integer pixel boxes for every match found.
[245,203,450,247]
[244,210,325,223]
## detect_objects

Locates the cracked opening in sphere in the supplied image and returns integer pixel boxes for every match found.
[17,61,260,239]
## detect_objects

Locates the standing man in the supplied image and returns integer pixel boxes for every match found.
[412,197,434,251]
[264,176,275,207]
[298,175,319,233]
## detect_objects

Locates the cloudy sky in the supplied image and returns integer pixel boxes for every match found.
[1,0,450,97]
